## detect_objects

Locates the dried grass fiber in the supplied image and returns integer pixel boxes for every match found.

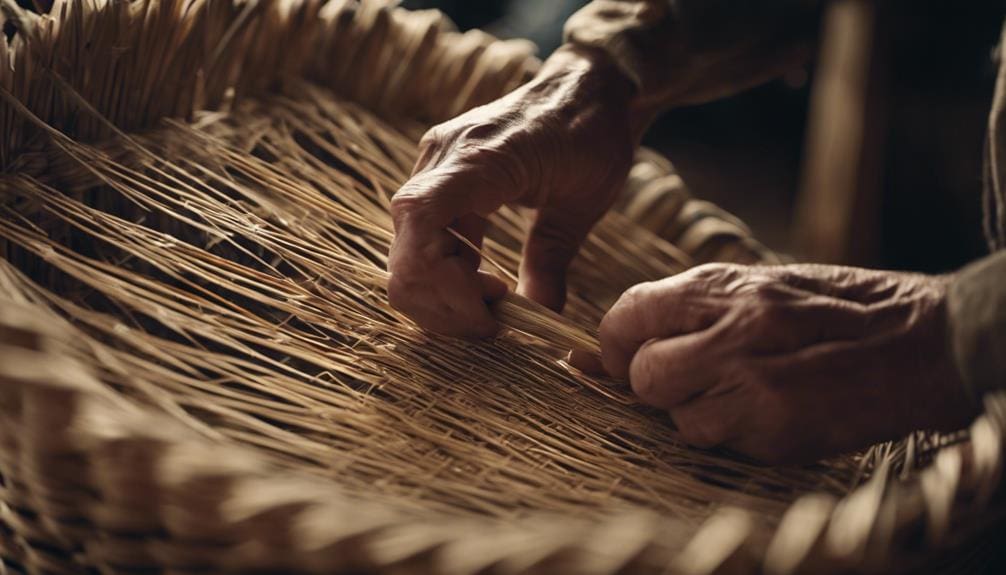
[0,1,1005,574]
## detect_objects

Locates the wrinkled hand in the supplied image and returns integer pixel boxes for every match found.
[388,46,643,337]
[580,264,978,464]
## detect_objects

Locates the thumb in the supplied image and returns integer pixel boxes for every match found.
[518,208,596,312]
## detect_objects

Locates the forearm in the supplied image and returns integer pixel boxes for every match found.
[563,0,822,113]
[948,251,1006,400]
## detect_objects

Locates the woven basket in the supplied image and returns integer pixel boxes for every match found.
[0,1,1004,574]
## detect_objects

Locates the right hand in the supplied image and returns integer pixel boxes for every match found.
[581,264,975,463]
[388,46,646,337]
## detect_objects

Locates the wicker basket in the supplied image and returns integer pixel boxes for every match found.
[1,1,1004,574]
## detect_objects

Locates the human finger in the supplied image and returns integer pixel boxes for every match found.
[518,206,600,312]
[599,276,727,378]
[628,331,723,409]
[388,218,500,337]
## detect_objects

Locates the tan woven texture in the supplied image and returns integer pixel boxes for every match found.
[0,1,1004,574]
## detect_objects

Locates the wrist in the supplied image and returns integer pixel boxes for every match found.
[923,272,980,430]
[536,44,654,143]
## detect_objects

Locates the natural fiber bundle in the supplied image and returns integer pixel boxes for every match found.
[0,1,1005,574]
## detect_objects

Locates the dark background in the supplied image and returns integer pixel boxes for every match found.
[404,0,1006,273]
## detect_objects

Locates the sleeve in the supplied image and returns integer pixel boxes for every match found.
[563,0,822,109]
[981,19,1006,252]
[948,251,1006,400]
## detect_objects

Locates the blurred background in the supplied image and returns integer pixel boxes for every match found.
[403,0,1005,274]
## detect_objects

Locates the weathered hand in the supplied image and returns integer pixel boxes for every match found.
[388,46,643,337]
[581,264,979,464]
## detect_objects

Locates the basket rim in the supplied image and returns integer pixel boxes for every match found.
[0,2,1004,574]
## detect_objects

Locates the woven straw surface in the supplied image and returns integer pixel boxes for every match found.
[0,1,1004,574]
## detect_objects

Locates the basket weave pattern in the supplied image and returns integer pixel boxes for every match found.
[0,1,1004,574]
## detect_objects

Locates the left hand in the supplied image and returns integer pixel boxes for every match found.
[387,46,641,337]
[577,264,979,464]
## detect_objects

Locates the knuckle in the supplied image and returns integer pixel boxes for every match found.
[602,284,649,338]
[603,288,634,331]
[459,122,501,143]
[389,187,426,223]
[774,267,810,288]
[628,345,662,404]
[419,125,448,149]
[618,282,650,312]
[526,225,582,269]
[425,119,507,159]
[386,272,413,313]
[390,184,422,207]
[733,284,789,330]
[689,262,736,282]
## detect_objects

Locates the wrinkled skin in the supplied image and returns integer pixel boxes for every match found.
[388,28,979,463]
[575,264,978,463]
[388,46,644,337]
[387,38,812,337]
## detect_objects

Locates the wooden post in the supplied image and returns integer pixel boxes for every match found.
[793,0,889,265]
